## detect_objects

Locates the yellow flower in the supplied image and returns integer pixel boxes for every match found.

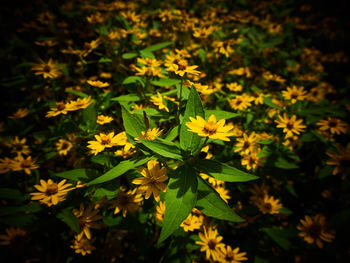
[109,188,143,217]
[73,203,102,240]
[213,40,234,57]
[132,160,168,202]
[30,179,73,206]
[220,245,248,263]
[200,173,224,188]
[186,114,235,141]
[96,115,113,125]
[241,149,264,170]
[10,155,39,175]
[297,214,335,248]
[154,201,166,222]
[8,108,29,119]
[196,226,225,261]
[70,235,96,256]
[193,26,215,38]
[46,101,68,118]
[316,117,347,135]
[275,113,306,138]
[136,128,163,142]
[256,194,282,215]
[226,82,243,92]
[166,59,201,77]
[135,57,164,77]
[87,132,124,155]
[214,184,231,203]
[180,213,202,232]
[150,92,169,112]
[282,85,307,104]
[31,58,62,79]
[228,94,253,110]
[66,96,93,111]
[7,136,30,156]
[326,143,350,177]
[0,227,27,246]
[55,139,73,156]
[86,80,110,88]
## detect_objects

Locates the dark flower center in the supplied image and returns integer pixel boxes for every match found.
[208,239,217,250]
[203,121,217,135]
[46,183,58,195]
[43,65,51,72]
[286,121,294,130]
[328,119,338,128]
[308,223,322,239]
[21,160,32,168]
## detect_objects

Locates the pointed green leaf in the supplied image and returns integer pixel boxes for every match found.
[143,41,173,52]
[111,94,143,102]
[55,169,100,182]
[158,165,198,242]
[140,139,184,160]
[180,87,205,153]
[57,208,80,233]
[122,52,138,59]
[87,156,151,185]
[150,78,180,87]
[196,159,258,182]
[121,106,145,138]
[196,177,244,222]
[205,110,240,120]
[274,157,298,169]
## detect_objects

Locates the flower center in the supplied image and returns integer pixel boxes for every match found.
[21,160,32,168]
[46,183,58,195]
[308,223,322,239]
[57,102,65,111]
[43,65,51,72]
[208,239,217,250]
[286,121,294,130]
[291,93,298,99]
[225,252,235,261]
[100,136,111,145]
[14,143,23,151]
[263,202,272,212]
[61,142,69,149]
[203,121,217,135]
[243,141,250,149]
[328,119,338,128]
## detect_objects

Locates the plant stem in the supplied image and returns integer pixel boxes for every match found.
[177,77,183,125]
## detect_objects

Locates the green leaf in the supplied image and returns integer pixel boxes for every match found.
[150,78,180,87]
[87,156,151,185]
[92,185,120,200]
[164,125,179,141]
[263,97,282,110]
[159,165,198,243]
[55,169,100,182]
[65,89,89,98]
[196,159,258,182]
[121,106,145,138]
[196,177,243,222]
[122,76,145,87]
[278,207,293,215]
[57,208,80,233]
[180,87,205,153]
[140,49,155,59]
[140,139,184,160]
[205,110,240,120]
[274,157,298,169]
[111,94,143,102]
[122,52,138,59]
[261,227,292,250]
[0,188,25,200]
[98,57,112,63]
[83,103,97,131]
[198,48,206,62]
[142,41,173,52]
